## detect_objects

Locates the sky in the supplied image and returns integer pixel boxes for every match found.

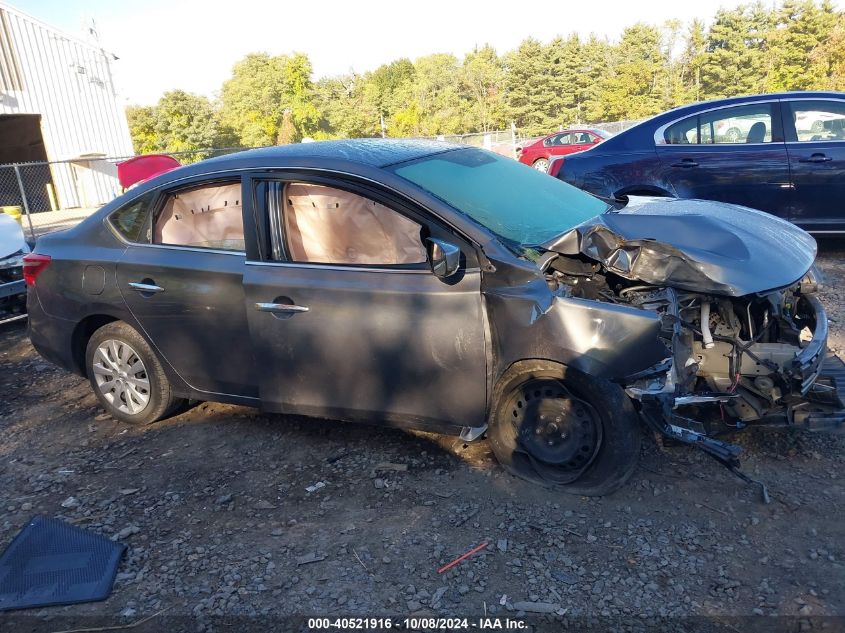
[8,0,783,105]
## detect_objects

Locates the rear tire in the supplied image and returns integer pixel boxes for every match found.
[85,321,184,425]
[532,158,550,173]
[488,360,641,496]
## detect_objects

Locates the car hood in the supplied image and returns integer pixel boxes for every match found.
[540,196,816,297]
[0,214,27,261]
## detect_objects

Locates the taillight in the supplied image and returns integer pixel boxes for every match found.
[548,157,565,178]
[22,253,51,286]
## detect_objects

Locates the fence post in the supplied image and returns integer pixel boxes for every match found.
[510,121,517,160]
[13,164,37,243]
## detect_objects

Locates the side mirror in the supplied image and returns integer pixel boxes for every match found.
[427,238,461,278]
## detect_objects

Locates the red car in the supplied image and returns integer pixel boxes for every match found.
[517,128,610,172]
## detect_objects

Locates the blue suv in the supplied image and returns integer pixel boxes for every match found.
[554,92,845,234]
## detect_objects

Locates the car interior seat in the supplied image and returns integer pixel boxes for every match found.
[746,121,767,143]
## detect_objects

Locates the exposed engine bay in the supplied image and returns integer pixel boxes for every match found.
[543,252,845,498]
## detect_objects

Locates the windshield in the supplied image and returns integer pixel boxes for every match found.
[390,148,608,246]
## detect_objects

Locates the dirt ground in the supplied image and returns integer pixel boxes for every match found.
[1,243,844,633]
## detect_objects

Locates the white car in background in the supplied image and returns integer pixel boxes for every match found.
[0,213,29,324]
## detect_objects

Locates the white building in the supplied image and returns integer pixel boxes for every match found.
[0,2,134,211]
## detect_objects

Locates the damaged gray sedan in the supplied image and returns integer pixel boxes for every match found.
[26,140,844,495]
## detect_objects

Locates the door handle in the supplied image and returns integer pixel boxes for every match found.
[671,159,699,168]
[128,282,164,294]
[255,302,309,314]
[799,153,833,163]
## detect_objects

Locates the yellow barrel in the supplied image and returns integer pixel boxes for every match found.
[0,206,22,223]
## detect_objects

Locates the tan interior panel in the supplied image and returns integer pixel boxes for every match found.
[283,183,426,265]
[155,182,244,251]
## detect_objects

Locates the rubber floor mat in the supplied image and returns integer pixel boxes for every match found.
[0,515,126,611]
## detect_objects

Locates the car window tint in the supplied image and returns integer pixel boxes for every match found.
[154,182,245,251]
[664,117,698,144]
[701,104,772,144]
[274,183,427,266]
[788,100,845,142]
[109,193,152,242]
[543,134,561,147]
[664,104,773,144]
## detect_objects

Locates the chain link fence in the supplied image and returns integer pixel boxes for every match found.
[0,120,643,241]
[433,119,643,157]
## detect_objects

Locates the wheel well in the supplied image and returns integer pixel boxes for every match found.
[71,315,120,376]
[533,157,549,164]
[615,186,673,198]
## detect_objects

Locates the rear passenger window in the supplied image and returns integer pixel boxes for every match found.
[153,181,244,252]
[664,117,698,144]
[109,193,152,242]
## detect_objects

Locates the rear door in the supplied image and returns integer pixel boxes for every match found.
[782,98,845,232]
[115,176,257,398]
[566,131,594,155]
[655,102,792,217]
[242,175,487,429]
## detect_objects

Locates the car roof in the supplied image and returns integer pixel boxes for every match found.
[201,138,461,169]
[126,138,465,195]
[593,91,845,150]
[658,91,845,117]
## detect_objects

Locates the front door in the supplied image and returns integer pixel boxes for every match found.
[656,101,792,218]
[243,178,487,429]
[782,98,845,232]
[116,177,257,398]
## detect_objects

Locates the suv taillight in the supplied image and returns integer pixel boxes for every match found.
[22,253,51,286]
[548,157,565,178]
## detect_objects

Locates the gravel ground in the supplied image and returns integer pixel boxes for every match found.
[0,243,843,632]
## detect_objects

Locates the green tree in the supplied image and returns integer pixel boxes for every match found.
[701,3,773,98]
[313,74,380,138]
[460,45,506,132]
[680,19,707,103]
[504,38,559,135]
[810,12,845,89]
[412,53,464,135]
[220,52,320,146]
[598,24,665,120]
[767,0,839,90]
[126,91,235,161]
[125,105,158,155]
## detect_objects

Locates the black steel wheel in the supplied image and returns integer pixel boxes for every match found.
[489,360,642,496]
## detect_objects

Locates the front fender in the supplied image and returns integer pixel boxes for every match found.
[485,281,669,384]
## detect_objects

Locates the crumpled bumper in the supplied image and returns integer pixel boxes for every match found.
[794,294,828,395]
[0,278,25,300]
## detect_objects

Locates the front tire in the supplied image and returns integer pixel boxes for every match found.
[488,360,641,496]
[85,321,184,425]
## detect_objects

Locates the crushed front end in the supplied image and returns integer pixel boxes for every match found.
[540,199,845,494]
[619,273,844,436]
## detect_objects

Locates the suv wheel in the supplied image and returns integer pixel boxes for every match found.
[85,321,184,425]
